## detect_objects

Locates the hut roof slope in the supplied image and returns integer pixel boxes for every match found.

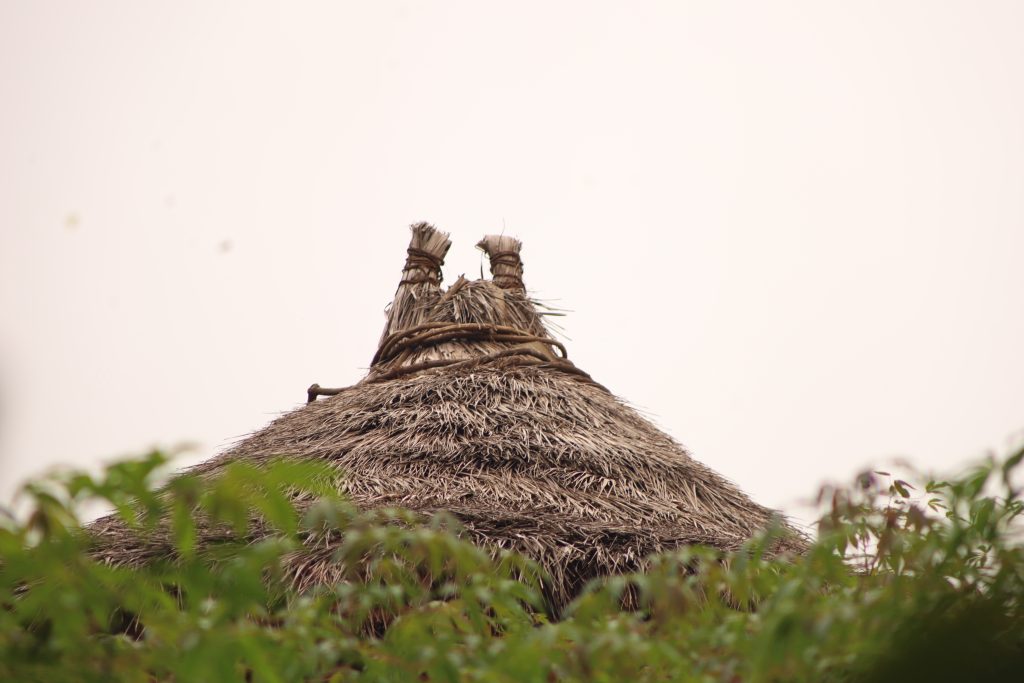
[90,222,805,610]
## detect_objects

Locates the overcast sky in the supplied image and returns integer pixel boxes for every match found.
[2,1,1023,522]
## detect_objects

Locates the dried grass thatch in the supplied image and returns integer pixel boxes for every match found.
[90,222,806,611]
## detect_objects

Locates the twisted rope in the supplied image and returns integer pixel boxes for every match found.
[307,348,605,403]
[307,320,604,403]
[372,321,566,367]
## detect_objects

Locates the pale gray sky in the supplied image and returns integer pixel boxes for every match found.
[2,1,1023,521]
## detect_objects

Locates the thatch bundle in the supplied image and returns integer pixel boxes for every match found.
[90,223,805,610]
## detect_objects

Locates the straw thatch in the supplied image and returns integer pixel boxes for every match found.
[89,222,805,611]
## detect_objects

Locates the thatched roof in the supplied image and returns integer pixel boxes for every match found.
[90,222,805,610]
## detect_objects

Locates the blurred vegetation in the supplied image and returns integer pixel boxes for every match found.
[1,445,1023,682]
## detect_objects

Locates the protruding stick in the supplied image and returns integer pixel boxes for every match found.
[307,383,344,403]
[476,234,524,291]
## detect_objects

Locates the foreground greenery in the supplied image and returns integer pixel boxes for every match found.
[2,447,1023,682]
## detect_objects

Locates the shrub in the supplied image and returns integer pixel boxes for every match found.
[2,446,1022,682]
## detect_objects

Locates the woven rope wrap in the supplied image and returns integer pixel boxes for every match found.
[398,247,445,286]
[365,345,599,386]
[372,321,567,367]
[487,249,524,290]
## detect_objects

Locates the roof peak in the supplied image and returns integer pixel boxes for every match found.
[341,222,591,390]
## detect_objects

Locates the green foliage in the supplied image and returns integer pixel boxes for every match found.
[2,447,1023,682]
